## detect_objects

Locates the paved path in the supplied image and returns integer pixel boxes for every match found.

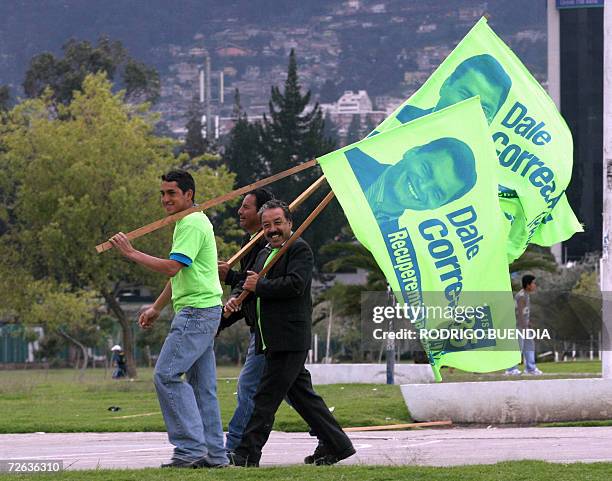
[1,427,612,470]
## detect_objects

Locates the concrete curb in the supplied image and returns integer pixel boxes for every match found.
[402,378,612,423]
[305,363,435,385]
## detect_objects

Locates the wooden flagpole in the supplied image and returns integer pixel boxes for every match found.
[343,420,452,432]
[224,190,335,317]
[95,158,318,253]
[225,175,327,268]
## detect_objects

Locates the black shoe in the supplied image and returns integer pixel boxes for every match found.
[160,458,195,468]
[313,445,356,466]
[304,442,326,464]
[228,451,259,467]
[192,456,228,469]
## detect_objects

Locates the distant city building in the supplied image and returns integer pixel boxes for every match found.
[321,90,373,115]
[137,2,547,144]
[320,90,387,140]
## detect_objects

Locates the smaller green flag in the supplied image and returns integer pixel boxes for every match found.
[372,17,582,262]
[319,98,520,381]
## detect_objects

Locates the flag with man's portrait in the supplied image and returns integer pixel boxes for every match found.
[372,17,582,263]
[319,98,520,381]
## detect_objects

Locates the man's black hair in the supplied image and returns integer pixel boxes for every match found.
[259,199,292,222]
[522,274,536,289]
[410,137,477,205]
[447,54,512,117]
[161,170,196,201]
[247,188,274,211]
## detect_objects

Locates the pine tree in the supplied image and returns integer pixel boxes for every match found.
[322,111,339,149]
[223,89,267,187]
[183,115,208,159]
[345,114,362,146]
[260,50,342,262]
[260,49,334,203]
[363,114,377,137]
[0,85,10,112]
[319,79,339,103]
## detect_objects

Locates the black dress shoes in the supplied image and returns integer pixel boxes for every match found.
[305,444,356,466]
[228,451,259,467]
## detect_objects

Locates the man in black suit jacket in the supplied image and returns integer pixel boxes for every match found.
[218,188,273,324]
[228,200,355,467]
[217,188,273,453]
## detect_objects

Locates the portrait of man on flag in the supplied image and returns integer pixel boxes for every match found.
[346,137,477,225]
[395,54,512,125]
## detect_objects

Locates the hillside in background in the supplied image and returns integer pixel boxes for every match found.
[0,0,547,131]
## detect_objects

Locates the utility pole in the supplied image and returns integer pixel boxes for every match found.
[325,303,333,363]
[547,0,563,263]
[602,0,612,379]
[386,285,395,385]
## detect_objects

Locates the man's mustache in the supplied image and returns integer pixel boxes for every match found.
[266,231,282,238]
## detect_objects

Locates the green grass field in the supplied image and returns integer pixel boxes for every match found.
[0,367,409,433]
[3,461,612,481]
[0,360,602,433]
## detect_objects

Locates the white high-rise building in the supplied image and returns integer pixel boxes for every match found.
[324,90,373,115]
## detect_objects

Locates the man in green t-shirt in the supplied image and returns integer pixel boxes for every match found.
[109,169,227,469]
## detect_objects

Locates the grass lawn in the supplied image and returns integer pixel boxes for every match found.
[0,367,409,433]
[3,461,612,481]
[441,360,601,382]
[0,361,603,433]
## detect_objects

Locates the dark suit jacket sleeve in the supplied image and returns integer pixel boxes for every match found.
[225,269,247,288]
[218,280,247,331]
[218,310,243,331]
[254,242,313,299]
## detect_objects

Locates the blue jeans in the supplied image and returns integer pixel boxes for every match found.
[521,338,537,372]
[507,338,537,372]
[154,306,228,464]
[225,331,266,451]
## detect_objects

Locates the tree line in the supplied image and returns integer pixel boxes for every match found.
[0,38,356,376]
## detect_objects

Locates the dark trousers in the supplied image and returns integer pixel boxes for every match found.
[235,350,353,463]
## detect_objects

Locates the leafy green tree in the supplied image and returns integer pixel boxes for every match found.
[0,262,96,371]
[313,283,365,362]
[123,59,161,104]
[345,114,362,146]
[320,239,386,291]
[23,36,160,105]
[0,73,235,377]
[511,251,600,357]
[510,245,557,274]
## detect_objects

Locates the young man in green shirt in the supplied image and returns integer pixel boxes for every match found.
[109,170,227,469]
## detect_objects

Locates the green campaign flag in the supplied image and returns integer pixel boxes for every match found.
[373,17,582,262]
[319,98,520,381]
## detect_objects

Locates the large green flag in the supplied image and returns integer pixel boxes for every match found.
[373,17,582,262]
[319,98,520,381]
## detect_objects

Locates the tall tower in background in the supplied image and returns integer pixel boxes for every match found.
[549,0,604,260]
[197,50,224,141]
